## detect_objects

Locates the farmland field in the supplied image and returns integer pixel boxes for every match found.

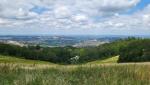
[0,55,150,85]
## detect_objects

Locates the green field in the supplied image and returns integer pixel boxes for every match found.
[0,55,150,85]
[86,56,119,64]
[0,55,55,65]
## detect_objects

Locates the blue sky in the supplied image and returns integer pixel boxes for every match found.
[135,0,150,10]
[127,0,150,14]
[0,0,150,35]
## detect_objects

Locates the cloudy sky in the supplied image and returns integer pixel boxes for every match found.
[0,0,150,35]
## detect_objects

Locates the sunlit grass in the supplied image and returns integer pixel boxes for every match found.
[0,55,55,65]
[0,63,150,85]
[0,55,150,85]
[86,56,119,64]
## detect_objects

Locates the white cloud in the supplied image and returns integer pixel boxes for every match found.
[54,5,71,18]
[72,0,140,16]
[0,0,140,18]
[0,18,7,24]
[72,14,89,22]
[1,0,150,35]
[143,14,150,25]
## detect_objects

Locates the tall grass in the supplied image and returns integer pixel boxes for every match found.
[0,64,150,85]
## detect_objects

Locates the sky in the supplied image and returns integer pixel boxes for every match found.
[0,0,150,35]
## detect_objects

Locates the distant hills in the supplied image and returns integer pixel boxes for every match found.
[0,35,125,47]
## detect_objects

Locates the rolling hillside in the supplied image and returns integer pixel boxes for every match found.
[0,55,150,85]
[0,55,54,65]
[86,56,119,64]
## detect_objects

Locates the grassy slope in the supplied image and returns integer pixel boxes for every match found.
[0,55,119,65]
[0,55,150,85]
[86,56,119,64]
[0,55,55,65]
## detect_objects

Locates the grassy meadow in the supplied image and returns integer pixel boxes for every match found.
[0,55,150,85]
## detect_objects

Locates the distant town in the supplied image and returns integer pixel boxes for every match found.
[0,35,127,47]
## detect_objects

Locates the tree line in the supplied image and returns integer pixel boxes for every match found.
[0,37,149,64]
[118,39,150,62]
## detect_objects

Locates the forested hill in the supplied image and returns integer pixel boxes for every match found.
[0,37,149,64]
